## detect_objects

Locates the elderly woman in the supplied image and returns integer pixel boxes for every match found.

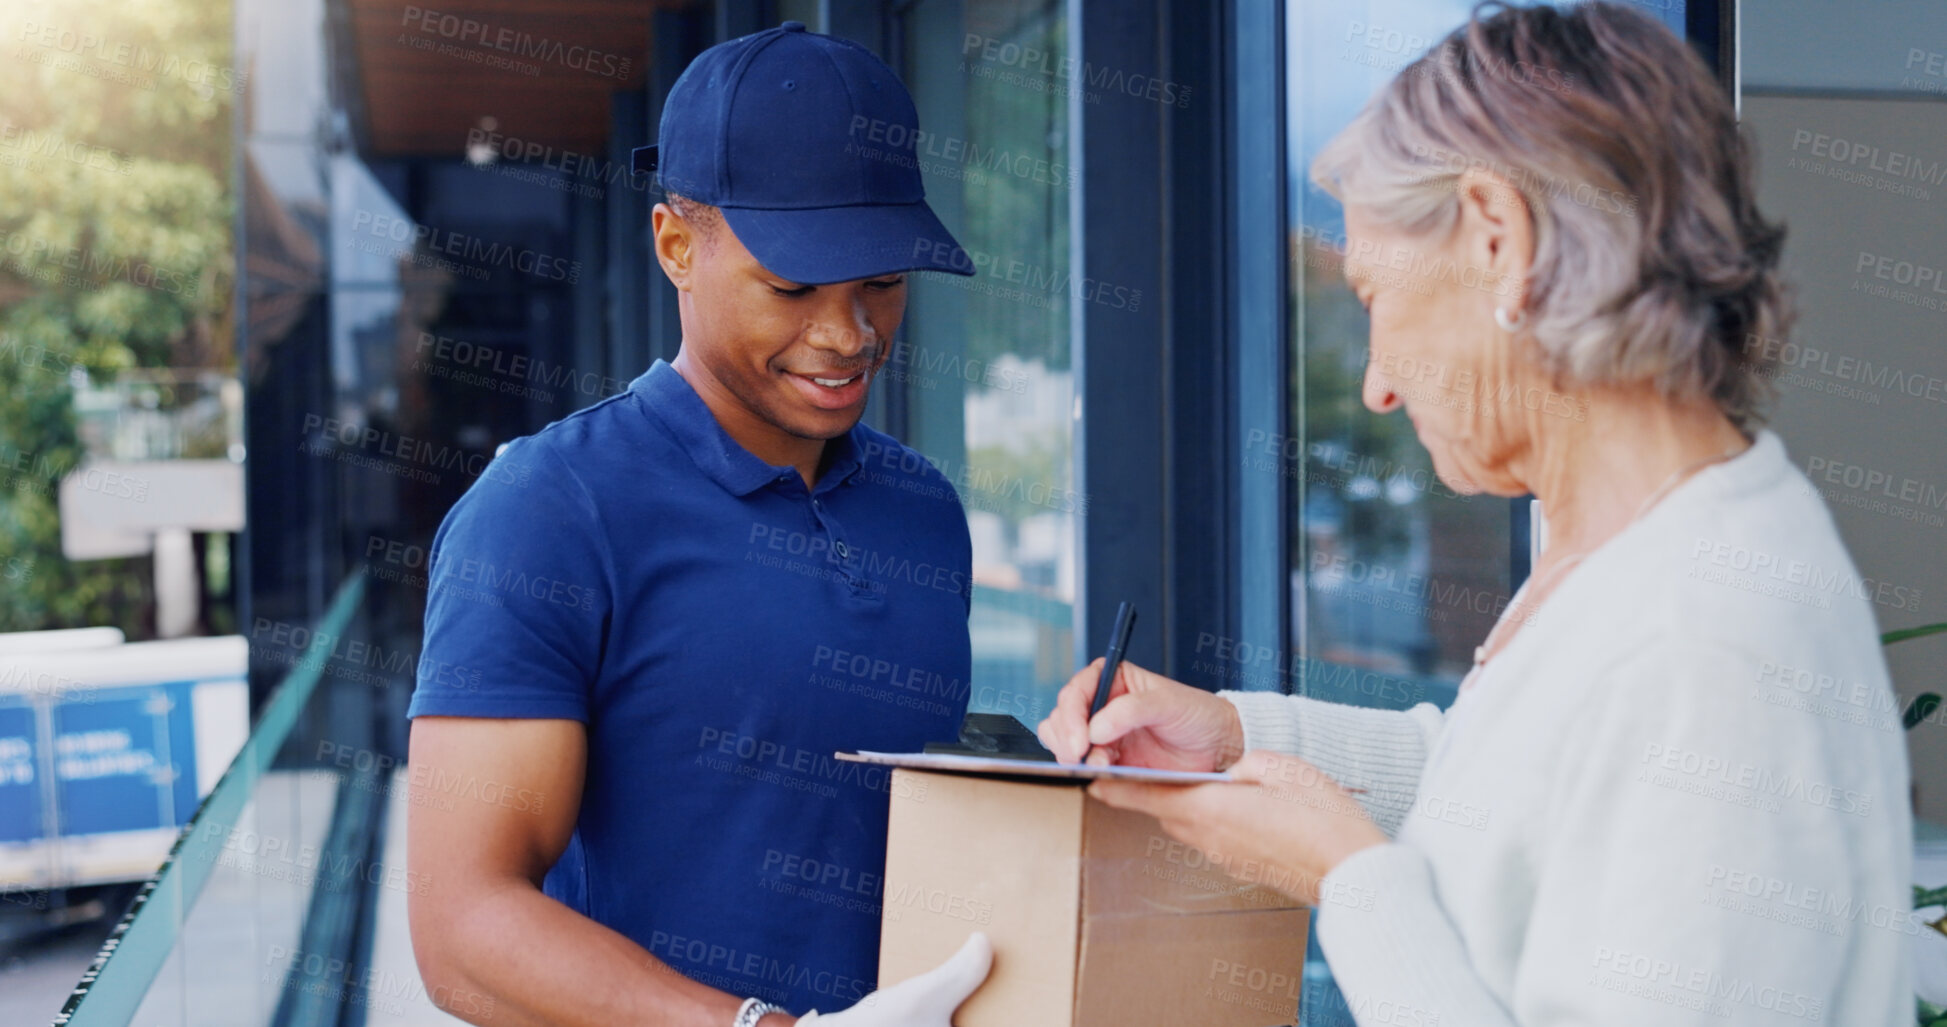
[1039,3,1912,1024]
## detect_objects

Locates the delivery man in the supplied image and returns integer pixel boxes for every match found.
[404,22,989,1027]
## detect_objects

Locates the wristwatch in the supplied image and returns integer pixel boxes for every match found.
[733,997,787,1027]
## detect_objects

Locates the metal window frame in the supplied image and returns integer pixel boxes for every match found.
[1064,0,1239,677]
[1224,0,1286,685]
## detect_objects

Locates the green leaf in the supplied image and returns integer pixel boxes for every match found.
[1916,884,1947,910]
[1906,694,1943,732]
[1884,623,1947,646]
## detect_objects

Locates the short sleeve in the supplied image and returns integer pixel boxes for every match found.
[407,439,611,722]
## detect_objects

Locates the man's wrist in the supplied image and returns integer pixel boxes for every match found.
[733,998,792,1027]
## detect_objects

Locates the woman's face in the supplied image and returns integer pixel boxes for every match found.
[1342,200,1538,497]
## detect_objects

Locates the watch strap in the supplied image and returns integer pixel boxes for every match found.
[733,997,787,1027]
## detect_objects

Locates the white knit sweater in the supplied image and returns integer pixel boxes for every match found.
[1224,430,1915,1026]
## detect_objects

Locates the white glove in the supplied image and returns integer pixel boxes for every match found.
[797,933,992,1026]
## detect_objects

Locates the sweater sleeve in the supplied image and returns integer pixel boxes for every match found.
[1219,691,1445,836]
[1311,638,1898,1027]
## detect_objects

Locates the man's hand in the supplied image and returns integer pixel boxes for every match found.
[1036,658,1245,770]
[798,934,991,1026]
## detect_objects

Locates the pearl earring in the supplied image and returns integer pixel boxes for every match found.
[1494,306,1526,332]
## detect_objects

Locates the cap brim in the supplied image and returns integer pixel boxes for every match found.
[632,144,658,174]
[719,201,976,285]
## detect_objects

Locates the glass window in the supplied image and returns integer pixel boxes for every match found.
[898,0,1077,731]
[1286,0,1517,717]
[1284,0,1682,711]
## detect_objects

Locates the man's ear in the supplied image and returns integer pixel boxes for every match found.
[1454,167,1535,309]
[651,203,697,291]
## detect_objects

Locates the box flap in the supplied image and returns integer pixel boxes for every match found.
[879,769,1085,1027]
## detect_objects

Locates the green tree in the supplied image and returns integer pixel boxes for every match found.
[0,0,235,633]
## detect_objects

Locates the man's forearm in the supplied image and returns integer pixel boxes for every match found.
[417,878,798,1027]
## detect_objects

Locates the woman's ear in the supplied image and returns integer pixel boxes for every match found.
[1454,167,1535,311]
[651,203,697,291]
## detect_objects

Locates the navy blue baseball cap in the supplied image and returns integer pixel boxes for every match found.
[634,22,974,285]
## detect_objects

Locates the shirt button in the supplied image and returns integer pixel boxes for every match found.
[835,541,849,558]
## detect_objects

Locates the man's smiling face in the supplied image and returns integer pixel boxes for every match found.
[660,199,909,443]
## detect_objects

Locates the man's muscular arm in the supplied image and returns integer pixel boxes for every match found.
[406,716,795,1027]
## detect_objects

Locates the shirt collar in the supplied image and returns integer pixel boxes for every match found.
[632,359,868,497]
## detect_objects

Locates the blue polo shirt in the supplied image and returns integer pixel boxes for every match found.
[407,359,972,1013]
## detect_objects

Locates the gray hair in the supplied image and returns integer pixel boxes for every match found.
[1311,1,1790,428]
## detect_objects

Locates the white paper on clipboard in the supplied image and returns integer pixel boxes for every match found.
[835,750,1232,784]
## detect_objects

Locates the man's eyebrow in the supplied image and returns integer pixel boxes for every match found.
[753,266,810,289]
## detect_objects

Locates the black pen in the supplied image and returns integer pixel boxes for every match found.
[1089,601,1138,719]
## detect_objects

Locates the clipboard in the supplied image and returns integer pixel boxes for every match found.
[834,749,1232,784]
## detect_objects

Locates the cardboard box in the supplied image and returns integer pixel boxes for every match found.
[879,768,1310,1027]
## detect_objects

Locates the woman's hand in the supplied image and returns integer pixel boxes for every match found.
[1086,750,1388,905]
[1035,658,1245,770]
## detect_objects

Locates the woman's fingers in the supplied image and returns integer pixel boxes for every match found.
[1227,751,1371,822]
[1037,658,1105,761]
[1225,748,1285,783]
[1084,688,1169,749]
[1087,778,1193,818]
[1041,659,1231,768]
[1086,778,1145,810]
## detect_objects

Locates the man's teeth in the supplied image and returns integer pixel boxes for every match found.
[811,375,858,387]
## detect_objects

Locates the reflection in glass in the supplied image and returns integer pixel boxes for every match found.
[902,0,1077,730]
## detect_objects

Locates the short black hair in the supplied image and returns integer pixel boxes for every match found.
[665,192,722,252]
